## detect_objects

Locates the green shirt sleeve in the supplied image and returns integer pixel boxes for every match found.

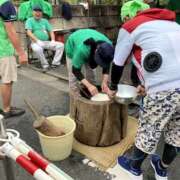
[72,45,90,69]
[25,18,32,30]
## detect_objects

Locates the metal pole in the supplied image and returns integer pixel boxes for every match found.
[0,114,15,180]
[2,157,15,180]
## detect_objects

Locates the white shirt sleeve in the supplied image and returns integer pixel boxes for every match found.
[113,28,134,66]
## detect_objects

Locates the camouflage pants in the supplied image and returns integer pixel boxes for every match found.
[135,88,180,154]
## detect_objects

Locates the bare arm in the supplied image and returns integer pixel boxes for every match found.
[102,74,109,84]
[49,31,55,41]
[5,22,27,64]
[27,29,38,42]
[81,79,98,96]
[101,74,109,93]
[81,79,93,89]
[72,66,98,96]
[5,22,24,55]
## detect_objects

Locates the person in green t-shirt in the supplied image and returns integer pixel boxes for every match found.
[65,29,114,97]
[167,0,180,24]
[25,5,64,72]
[0,0,28,120]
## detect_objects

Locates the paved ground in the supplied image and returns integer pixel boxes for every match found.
[0,67,179,180]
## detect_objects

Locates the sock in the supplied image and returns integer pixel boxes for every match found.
[162,143,178,165]
[158,160,167,170]
[131,146,148,170]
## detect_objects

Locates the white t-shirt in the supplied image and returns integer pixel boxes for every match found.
[113,9,180,93]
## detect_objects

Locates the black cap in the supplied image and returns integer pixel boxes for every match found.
[94,42,114,68]
[33,5,42,11]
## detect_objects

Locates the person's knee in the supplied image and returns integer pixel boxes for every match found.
[32,45,43,53]
[3,82,13,86]
[1,82,13,91]
[56,42,64,50]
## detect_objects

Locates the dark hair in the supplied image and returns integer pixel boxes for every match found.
[84,38,105,68]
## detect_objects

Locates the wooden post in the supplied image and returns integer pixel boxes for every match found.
[70,94,128,147]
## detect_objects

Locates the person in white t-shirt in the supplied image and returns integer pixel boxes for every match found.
[107,1,180,180]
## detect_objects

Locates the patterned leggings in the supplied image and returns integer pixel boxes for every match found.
[135,89,180,154]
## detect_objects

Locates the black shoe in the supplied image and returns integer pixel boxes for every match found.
[51,64,59,69]
[1,107,25,119]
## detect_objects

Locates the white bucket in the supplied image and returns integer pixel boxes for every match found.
[37,115,76,161]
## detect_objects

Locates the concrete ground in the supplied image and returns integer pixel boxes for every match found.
[0,67,179,180]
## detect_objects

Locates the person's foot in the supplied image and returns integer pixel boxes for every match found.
[42,66,50,73]
[151,154,168,180]
[17,63,21,68]
[0,107,25,119]
[51,64,60,69]
[118,156,143,180]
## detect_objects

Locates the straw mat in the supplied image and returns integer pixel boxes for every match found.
[73,116,138,170]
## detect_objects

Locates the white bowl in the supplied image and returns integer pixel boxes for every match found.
[115,84,137,104]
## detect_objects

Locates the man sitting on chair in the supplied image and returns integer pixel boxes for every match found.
[25,5,64,72]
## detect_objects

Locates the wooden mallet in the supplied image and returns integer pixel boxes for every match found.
[24,99,65,137]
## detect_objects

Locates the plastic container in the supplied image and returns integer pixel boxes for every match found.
[37,115,76,161]
[115,84,137,105]
[117,84,137,98]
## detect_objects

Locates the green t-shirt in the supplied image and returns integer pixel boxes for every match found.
[25,17,52,41]
[65,29,112,69]
[167,0,180,24]
[0,0,16,58]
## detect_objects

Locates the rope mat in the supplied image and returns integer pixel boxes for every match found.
[73,116,138,170]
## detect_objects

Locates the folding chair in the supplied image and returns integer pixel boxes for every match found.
[26,36,54,65]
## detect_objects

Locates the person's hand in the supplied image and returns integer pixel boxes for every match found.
[137,85,146,96]
[87,84,99,96]
[36,40,44,47]
[50,40,57,46]
[107,89,116,98]
[18,51,28,65]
